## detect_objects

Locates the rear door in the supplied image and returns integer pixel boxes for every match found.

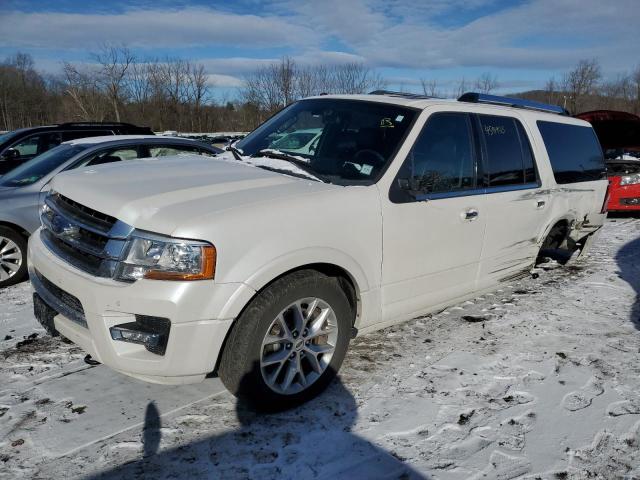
[475,114,551,286]
[381,111,487,322]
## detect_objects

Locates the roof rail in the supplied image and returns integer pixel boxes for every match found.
[58,122,142,127]
[458,92,567,115]
[369,90,437,100]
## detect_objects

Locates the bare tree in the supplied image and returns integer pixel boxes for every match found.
[420,78,439,97]
[455,77,468,98]
[92,45,135,122]
[562,58,601,114]
[62,62,109,121]
[0,53,52,128]
[128,60,152,120]
[475,72,499,94]
[186,62,210,131]
[632,64,640,114]
[242,57,297,116]
[331,62,386,94]
[544,77,561,105]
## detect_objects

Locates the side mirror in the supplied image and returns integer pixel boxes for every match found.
[0,148,19,161]
[397,178,428,201]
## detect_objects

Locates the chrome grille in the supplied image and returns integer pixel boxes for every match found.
[40,192,133,278]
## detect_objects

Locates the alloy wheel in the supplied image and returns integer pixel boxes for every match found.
[0,236,22,282]
[260,297,339,395]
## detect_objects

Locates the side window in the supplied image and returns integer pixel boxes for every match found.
[11,135,42,157]
[44,133,63,150]
[478,115,532,187]
[10,133,65,158]
[80,147,140,167]
[537,121,606,184]
[517,122,537,184]
[399,113,476,195]
[148,145,201,157]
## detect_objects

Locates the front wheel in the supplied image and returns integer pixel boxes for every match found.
[0,227,28,288]
[219,270,353,410]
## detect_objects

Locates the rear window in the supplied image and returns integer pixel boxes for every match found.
[537,121,606,184]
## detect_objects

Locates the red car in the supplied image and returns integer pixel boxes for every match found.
[576,110,640,212]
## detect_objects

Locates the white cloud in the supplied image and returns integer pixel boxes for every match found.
[0,8,320,49]
[286,0,640,72]
[206,74,243,88]
[1,0,639,90]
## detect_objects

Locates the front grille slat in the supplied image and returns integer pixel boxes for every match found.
[54,193,117,233]
[41,193,132,278]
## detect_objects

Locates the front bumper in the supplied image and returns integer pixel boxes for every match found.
[607,179,640,211]
[28,229,252,385]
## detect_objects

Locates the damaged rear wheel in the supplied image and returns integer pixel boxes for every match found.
[537,222,580,265]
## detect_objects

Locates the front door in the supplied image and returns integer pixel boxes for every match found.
[381,112,487,323]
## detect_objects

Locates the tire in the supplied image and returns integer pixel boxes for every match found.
[0,226,28,288]
[538,223,574,264]
[219,270,353,411]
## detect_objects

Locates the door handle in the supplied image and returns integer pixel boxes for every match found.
[463,209,479,221]
[536,200,546,209]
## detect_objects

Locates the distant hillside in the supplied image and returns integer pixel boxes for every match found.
[510,90,639,116]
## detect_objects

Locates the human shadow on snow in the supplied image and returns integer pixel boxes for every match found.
[615,233,640,331]
[90,371,429,480]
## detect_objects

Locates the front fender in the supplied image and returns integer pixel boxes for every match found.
[243,246,370,294]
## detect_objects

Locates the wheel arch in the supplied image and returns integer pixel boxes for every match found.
[0,220,30,240]
[211,260,364,376]
[539,216,572,247]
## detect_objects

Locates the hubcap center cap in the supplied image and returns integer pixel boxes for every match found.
[295,340,304,351]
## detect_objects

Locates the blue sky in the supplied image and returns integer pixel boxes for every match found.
[1,0,638,100]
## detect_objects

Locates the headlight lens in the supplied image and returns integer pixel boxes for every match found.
[116,234,216,282]
[620,173,640,186]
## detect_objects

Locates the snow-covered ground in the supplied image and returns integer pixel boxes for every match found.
[1,218,639,479]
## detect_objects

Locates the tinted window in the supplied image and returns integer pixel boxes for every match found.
[0,144,88,187]
[11,135,42,157]
[398,113,476,194]
[537,121,606,184]
[517,122,537,183]
[80,147,139,167]
[149,145,203,157]
[478,115,532,187]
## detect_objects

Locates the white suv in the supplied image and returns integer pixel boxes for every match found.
[28,92,608,409]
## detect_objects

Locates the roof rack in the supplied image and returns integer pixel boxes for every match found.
[458,92,568,115]
[58,122,142,127]
[369,90,437,100]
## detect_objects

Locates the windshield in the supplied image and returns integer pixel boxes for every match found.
[235,99,417,185]
[0,144,88,187]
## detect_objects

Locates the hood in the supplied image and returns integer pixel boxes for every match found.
[51,155,336,236]
[575,110,640,151]
[0,186,18,194]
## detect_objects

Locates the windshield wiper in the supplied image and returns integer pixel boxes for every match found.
[252,165,323,182]
[252,149,327,183]
[227,144,244,160]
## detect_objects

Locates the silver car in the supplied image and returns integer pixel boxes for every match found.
[0,135,221,287]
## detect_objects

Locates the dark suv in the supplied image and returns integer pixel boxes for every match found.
[0,122,153,175]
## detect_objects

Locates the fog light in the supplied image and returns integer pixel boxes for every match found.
[110,315,171,355]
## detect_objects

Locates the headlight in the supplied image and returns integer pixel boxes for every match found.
[620,173,640,186]
[115,233,216,282]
